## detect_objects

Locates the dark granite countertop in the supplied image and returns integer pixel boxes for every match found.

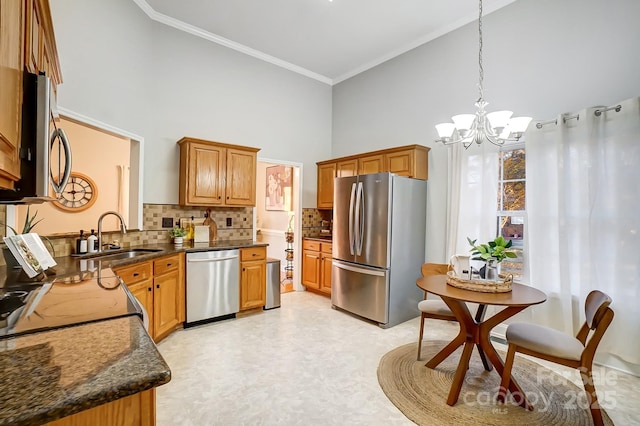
[0,315,170,426]
[303,236,333,243]
[1,239,268,282]
[0,239,266,425]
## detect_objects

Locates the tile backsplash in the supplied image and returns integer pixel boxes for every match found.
[302,208,332,238]
[1,204,254,265]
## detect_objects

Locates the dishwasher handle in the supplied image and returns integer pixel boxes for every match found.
[187,255,239,263]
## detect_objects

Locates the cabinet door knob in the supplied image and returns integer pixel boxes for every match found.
[242,268,245,272]
[133,273,139,277]
[218,196,221,199]
[166,263,172,267]
[156,284,160,289]
[148,287,152,292]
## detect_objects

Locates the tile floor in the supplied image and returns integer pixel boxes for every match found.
[156,291,639,425]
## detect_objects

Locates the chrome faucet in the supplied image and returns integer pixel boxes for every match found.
[97,211,127,253]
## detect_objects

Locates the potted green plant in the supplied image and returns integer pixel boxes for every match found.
[467,236,517,280]
[168,227,187,245]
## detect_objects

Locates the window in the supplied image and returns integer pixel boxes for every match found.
[496,147,525,278]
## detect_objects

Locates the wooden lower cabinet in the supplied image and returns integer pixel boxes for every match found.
[45,389,155,426]
[302,239,332,295]
[240,246,266,310]
[320,245,333,295]
[114,253,185,343]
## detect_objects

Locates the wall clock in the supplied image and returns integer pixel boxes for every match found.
[52,172,98,212]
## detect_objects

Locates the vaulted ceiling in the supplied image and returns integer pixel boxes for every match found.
[136,0,517,84]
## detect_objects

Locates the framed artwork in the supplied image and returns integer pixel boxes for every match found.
[266,165,292,211]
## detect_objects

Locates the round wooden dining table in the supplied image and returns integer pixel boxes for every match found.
[416,274,546,408]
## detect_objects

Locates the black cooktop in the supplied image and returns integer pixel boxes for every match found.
[0,273,142,340]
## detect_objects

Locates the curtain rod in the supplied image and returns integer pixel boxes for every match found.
[535,103,623,128]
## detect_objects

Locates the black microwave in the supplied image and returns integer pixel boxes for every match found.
[0,72,72,204]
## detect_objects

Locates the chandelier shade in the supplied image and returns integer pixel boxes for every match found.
[435,0,532,148]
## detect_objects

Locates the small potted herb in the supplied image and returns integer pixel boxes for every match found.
[168,227,187,245]
[467,236,517,280]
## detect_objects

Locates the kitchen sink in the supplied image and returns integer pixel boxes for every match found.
[81,248,163,262]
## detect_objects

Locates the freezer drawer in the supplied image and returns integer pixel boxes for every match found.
[331,260,389,324]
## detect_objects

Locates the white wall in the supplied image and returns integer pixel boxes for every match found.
[50,0,332,208]
[332,0,640,262]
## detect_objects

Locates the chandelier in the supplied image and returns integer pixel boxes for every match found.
[435,0,532,148]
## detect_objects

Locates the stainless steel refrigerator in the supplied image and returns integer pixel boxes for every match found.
[331,172,427,328]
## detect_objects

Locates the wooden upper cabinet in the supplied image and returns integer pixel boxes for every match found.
[225,148,257,206]
[385,146,428,179]
[336,159,357,177]
[0,0,24,190]
[0,0,61,190]
[26,0,62,87]
[358,154,384,175]
[316,162,336,209]
[178,137,259,207]
[316,145,429,209]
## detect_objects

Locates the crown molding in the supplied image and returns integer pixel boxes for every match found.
[333,0,518,84]
[131,0,333,85]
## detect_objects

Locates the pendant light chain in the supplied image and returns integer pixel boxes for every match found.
[434,0,532,147]
[477,0,484,103]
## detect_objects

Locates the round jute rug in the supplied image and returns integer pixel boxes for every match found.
[377,341,614,426]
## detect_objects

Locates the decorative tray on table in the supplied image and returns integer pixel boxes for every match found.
[446,271,513,293]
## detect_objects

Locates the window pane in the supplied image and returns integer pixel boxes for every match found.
[503,181,526,210]
[497,215,524,279]
[502,149,526,180]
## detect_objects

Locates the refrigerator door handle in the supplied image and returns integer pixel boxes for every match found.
[355,181,364,255]
[348,182,357,255]
[332,261,386,277]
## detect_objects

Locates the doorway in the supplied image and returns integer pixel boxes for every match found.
[255,159,303,293]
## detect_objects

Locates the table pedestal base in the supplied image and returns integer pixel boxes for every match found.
[425,300,533,409]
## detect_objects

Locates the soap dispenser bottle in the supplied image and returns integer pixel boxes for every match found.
[87,229,98,253]
[76,230,88,254]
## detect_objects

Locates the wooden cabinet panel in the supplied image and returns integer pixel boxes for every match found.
[45,389,155,426]
[128,279,154,337]
[153,254,179,276]
[153,268,182,341]
[181,141,224,206]
[239,246,266,310]
[302,239,332,294]
[0,0,24,189]
[302,249,320,289]
[386,149,414,177]
[178,138,259,207]
[225,147,256,206]
[114,253,184,343]
[358,154,384,175]
[317,162,336,209]
[241,246,266,261]
[316,145,429,207]
[153,253,184,342]
[336,159,357,177]
[320,252,332,294]
[115,262,153,285]
[240,260,266,310]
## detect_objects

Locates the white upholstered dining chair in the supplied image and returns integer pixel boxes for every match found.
[498,290,614,426]
[416,263,456,360]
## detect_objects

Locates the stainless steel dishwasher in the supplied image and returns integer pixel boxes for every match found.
[185,249,239,326]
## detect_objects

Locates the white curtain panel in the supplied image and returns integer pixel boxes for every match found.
[447,142,500,263]
[526,97,640,370]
